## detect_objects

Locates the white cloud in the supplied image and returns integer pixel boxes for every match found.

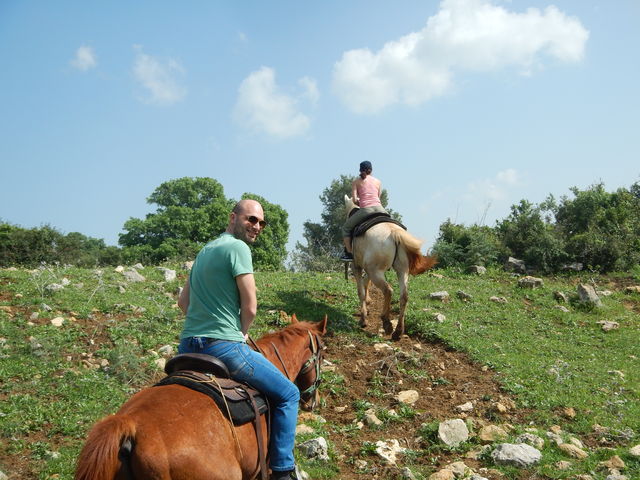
[333,0,589,114]
[299,76,320,105]
[132,47,187,106]
[70,46,97,71]
[467,168,522,202]
[233,67,314,139]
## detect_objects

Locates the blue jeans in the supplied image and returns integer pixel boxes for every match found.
[178,337,300,472]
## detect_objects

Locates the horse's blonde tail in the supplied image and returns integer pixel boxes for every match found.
[391,228,438,275]
[75,414,136,480]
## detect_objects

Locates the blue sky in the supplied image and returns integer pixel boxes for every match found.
[1,1,639,257]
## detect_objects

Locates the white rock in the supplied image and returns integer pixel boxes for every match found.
[298,437,329,461]
[296,424,315,435]
[158,267,177,282]
[433,313,446,323]
[123,269,146,283]
[50,317,65,327]
[430,291,450,301]
[395,390,419,405]
[154,358,166,370]
[375,439,405,465]
[158,345,175,358]
[598,320,619,332]
[373,343,394,352]
[629,444,640,456]
[438,419,469,446]
[491,443,542,468]
[115,265,125,272]
[456,401,474,412]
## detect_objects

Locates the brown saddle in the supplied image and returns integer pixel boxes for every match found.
[156,353,270,480]
[158,354,267,425]
[165,352,230,378]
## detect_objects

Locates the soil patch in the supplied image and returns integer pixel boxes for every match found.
[316,286,527,479]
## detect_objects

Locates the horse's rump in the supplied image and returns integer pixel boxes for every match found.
[389,226,437,275]
[75,414,136,480]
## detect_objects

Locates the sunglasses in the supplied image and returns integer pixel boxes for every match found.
[246,215,267,228]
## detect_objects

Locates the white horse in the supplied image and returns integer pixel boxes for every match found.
[344,195,437,340]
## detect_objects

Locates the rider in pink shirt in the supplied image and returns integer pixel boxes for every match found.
[341,161,388,261]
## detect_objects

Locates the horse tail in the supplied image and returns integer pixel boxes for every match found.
[75,414,136,480]
[391,228,438,275]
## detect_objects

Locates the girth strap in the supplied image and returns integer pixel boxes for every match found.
[250,395,268,480]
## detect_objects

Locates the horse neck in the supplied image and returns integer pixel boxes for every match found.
[255,326,310,380]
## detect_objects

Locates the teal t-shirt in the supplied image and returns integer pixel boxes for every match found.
[181,233,253,342]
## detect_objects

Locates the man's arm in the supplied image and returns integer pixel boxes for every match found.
[236,273,257,336]
[178,278,190,314]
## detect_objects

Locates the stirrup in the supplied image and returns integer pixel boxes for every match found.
[339,252,353,262]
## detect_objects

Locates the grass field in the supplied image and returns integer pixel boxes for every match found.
[1,264,639,479]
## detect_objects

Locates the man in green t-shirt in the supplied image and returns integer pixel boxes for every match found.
[177,199,300,480]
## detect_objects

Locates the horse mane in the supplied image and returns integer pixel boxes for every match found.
[257,321,317,346]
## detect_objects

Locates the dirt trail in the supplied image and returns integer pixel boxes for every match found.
[316,286,525,479]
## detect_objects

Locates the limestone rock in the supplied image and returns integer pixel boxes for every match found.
[479,425,508,443]
[518,276,544,289]
[629,444,640,456]
[468,265,486,275]
[428,470,455,480]
[438,419,469,446]
[554,291,569,303]
[577,284,602,307]
[157,267,177,282]
[558,443,588,459]
[395,390,419,405]
[123,269,146,283]
[505,257,526,273]
[597,320,619,332]
[489,296,508,304]
[375,439,405,465]
[515,433,545,450]
[491,443,542,468]
[50,317,65,327]
[298,437,329,461]
[430,291,450,302]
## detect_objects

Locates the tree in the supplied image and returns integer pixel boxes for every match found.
[292,174,401,271]
[555,183,640,271]
[119,177,289,270]
[432,220,503,269]
[0,221,122,267]
[241,193,289,271]
[496,199,567,272]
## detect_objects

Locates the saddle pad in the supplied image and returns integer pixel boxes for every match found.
[155,372,268,425]
[352,213,406,237]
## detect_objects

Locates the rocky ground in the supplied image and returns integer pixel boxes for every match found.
[302,286,529,479]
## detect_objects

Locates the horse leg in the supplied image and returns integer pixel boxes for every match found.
[392,270,409,341]
[368,270,393,335]
[354,265,368,327]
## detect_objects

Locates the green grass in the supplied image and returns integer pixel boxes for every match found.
[1,265,639,479]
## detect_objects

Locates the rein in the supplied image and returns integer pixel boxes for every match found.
[252,330,324,409]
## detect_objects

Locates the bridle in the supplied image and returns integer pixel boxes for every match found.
[295,331,324,409]
[250,330,325,410]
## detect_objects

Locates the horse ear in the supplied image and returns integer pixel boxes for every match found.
[290,313,298,323]
[316,314,328,334]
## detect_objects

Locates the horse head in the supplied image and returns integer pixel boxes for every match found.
[344,194,359,218]
[290,314,327,411]
[257,314,328,411]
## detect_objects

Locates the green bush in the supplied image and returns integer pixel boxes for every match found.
[432,221,503,269]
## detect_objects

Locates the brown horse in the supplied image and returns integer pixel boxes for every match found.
[75,315,327,480]
[345,195,437,340]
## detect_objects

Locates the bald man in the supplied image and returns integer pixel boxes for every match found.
[178,199,301,480]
